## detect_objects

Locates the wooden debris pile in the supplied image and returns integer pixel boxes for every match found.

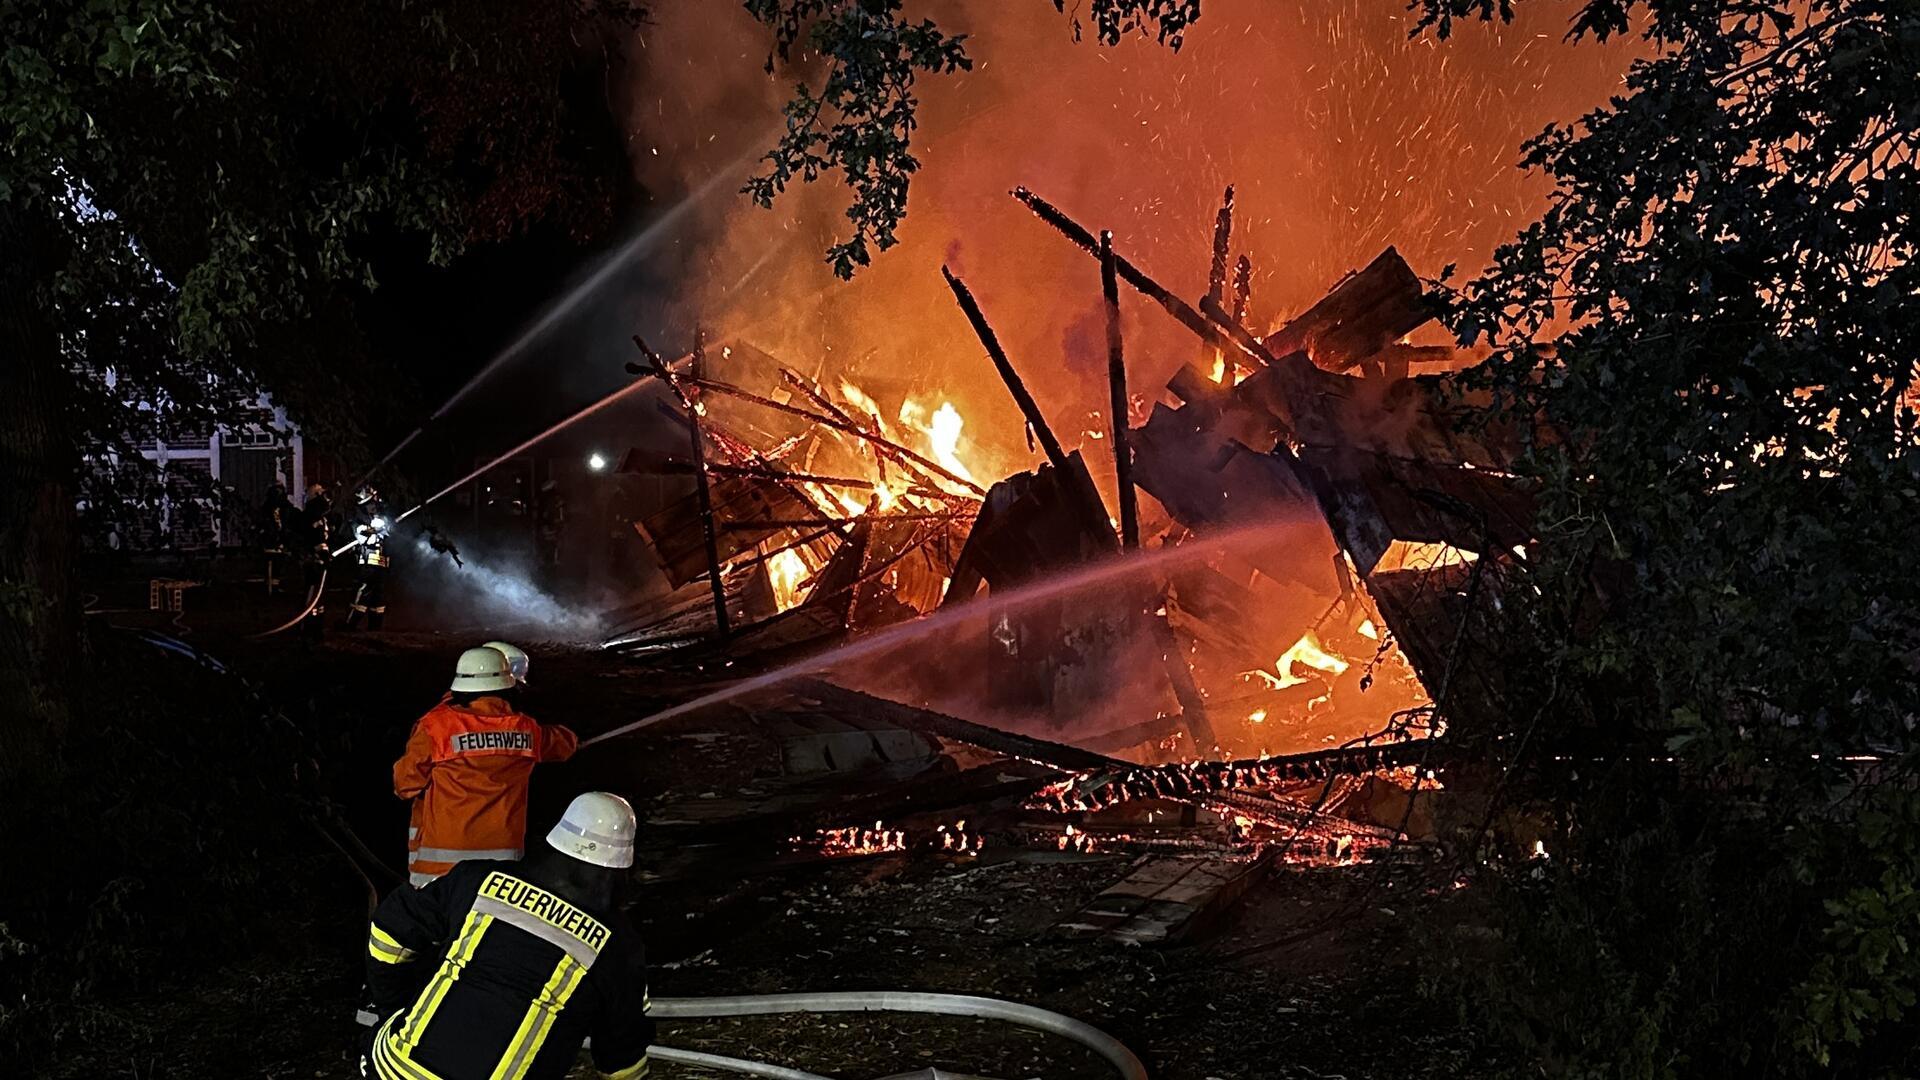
[608,181,1554,765]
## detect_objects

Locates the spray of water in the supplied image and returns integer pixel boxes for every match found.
[410,536,603,636]
[395,376,659,528]
[580,518,1309,748]
[366,143,771,477]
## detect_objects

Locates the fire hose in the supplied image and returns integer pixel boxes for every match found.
[251,568,327,638]
[649,992,1149,1080]
[647,1046,831,1080]
[359,992,1148,1079]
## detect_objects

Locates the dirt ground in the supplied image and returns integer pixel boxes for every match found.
[55,580,1488,1080]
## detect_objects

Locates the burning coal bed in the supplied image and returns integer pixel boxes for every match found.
[790,747,1428,870]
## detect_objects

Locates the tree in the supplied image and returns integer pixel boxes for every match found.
[746,0,1920,1069]
[1407,1,1920,1072]
[0,0,637,781]
[742,0,1202,277]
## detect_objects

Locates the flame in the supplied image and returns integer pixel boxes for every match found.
[1209,353,1227,384]
[1357,619,1379,639]
[1247,708,1268,724]
[1373,541,1478,573]
[1274,631,1349,689]
[926,401,974,483]
[767,547,809,612]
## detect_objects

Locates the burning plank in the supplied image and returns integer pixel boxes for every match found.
[1261,247,1433,372]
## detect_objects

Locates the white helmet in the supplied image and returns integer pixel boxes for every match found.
[449,646,516,693]
[483,640,530,685]
[546,792,636,869]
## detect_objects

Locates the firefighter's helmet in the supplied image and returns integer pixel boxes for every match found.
[483,641,530,685]
[546,792,636,869]
[449,647,516,693]
[356,484,379,506]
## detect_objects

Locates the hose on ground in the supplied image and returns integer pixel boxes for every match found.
[653,991,1149,1080]
[648,1045,834,1080]
[252,568,327,638]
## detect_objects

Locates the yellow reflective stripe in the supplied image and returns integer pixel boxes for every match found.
[604,1056,650,1080]
[368,924,413,964]
[398,910,492,1054]
[489,954,589,1080]
[373,1016,445,1080]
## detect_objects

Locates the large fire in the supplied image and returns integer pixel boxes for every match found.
[609,0,1636,765]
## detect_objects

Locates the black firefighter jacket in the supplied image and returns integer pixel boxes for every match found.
[362,858,653,1080]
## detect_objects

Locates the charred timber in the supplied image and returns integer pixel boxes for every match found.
[722,511,975,531]
[1012,187,1277,402]
[636,333,730,641]
[1262,247,1432,371]
[690,375,987,497]
[1100,231,1140,551]
[1033,739,1438,815]
[1207,185,1235,305]
[644,460,878,490]
[942,266,1073,476]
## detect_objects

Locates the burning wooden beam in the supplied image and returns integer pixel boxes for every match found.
[1261,247,1433,372]
[690,374,987,498]
[635,333,730,641]
[942,265,1073,476]
[1100,230,1140,551]
[1232,253,1253,323]
[1207,185,1235,306]
[1011,186,1277,405]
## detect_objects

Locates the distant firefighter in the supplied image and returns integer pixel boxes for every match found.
[536,479,567,570]
[395,648,579,886]
[296,481,332,641]
[345,484,392,631]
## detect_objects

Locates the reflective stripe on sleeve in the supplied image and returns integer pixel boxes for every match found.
[414,846,523,862]
[368,924,414,964]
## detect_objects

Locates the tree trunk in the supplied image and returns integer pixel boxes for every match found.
[0,197,77,785]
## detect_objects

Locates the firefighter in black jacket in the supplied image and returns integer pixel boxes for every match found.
[361,791,652,1080]
[344,484,392,630]
[296,481,332,641]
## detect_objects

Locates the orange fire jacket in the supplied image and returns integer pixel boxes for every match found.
[395,696,578,887]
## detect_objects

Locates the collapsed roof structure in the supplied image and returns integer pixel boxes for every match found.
[597,184,1561,932]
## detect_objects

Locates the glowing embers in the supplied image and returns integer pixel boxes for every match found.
[792,818,984,858]
[802,820,908,857]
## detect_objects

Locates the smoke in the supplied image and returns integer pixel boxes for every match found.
[408,536,604,638]
[615,0,1637,488]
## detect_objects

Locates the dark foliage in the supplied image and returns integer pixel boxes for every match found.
[0,633,338,1066]
[743,0,1198,277]
[1405,0,1920,1073]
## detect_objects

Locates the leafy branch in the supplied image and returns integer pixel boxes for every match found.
[743,0,1202,277]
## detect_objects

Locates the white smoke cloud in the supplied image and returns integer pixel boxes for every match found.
[410,535,604,638]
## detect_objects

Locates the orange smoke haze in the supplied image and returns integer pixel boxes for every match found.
[617,0,1636,483]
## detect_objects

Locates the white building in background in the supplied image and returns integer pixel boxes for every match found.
[87,384,308,552]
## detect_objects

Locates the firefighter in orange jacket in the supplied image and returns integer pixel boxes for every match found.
[396,647,578,886]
